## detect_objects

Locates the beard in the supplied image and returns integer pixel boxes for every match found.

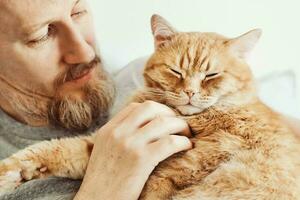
[47,56,115,131]
[0,55,115,132]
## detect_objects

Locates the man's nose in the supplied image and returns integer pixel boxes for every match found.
[62,26,95,65]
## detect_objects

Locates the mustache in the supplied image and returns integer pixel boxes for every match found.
[54,56,101,90]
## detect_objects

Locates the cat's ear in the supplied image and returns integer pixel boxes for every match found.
[151,14,177,48]
[227,29,262,58]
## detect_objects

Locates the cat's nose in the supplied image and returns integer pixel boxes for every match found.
[184,90,195,98]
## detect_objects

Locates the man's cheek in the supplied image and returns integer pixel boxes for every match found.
[83,15,97,48]
[86,33,96,48]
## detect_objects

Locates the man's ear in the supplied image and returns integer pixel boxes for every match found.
[227,29,262,58]
[151,14,177,49]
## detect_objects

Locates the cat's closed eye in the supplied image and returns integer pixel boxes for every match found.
[169,68,182,78]
[205,72,221,80]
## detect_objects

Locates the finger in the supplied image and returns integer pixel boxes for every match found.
[147,135,192,164]
[120,101,176,132]
[134,117,191,145]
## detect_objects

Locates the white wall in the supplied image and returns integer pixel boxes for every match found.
[90,0,299,72]
[89,0,300,114]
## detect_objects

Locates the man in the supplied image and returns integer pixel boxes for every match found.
[0,0,192,199]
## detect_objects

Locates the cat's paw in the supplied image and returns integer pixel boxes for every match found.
[0,160,23,195]
[0,170,23,195]
[0,158,48,195]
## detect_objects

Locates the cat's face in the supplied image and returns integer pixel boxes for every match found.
[143,15,261,115]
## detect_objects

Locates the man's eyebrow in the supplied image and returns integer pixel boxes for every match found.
[23,0,81,37]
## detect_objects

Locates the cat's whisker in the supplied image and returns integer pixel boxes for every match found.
[190,96,218,109]
[144,88,165,99]
[165,91,189,107]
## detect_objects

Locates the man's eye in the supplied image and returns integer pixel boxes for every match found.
[28,25,55,47]
[71,10,87,18]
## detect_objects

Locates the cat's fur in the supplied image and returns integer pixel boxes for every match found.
[1,15,300,200]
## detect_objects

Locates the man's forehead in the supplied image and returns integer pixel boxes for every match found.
[0,0,75,37]
[0,0,59,19]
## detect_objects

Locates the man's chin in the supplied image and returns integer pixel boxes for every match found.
[48,71,115,132]
[48,97,93,131]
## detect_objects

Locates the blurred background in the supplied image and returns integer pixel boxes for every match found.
[89,0,300,117]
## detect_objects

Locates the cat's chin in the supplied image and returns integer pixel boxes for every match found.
[176,105,205,116]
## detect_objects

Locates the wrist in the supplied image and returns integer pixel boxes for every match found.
[74,183,99,200]
[74,171,107,200]
[74,170,147,200]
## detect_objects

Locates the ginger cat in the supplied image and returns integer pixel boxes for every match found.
[1,15,300,200]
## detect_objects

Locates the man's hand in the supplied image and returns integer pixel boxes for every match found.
[74,101,192,200]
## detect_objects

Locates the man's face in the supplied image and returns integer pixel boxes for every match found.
[0,0,115,131]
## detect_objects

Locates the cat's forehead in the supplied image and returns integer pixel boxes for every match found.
[175,32,227,46]
[169,33,225,72]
